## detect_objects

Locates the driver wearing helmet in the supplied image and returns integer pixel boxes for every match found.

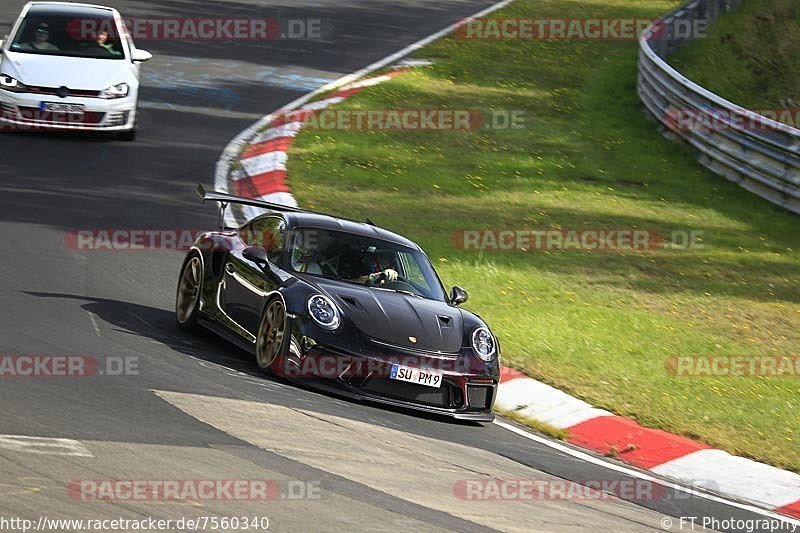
[354,247,398,286]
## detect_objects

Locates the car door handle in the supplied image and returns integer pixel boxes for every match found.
[225,263,235,274]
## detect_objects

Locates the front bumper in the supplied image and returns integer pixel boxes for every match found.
[280,339,499,422]
[0,90,136,132]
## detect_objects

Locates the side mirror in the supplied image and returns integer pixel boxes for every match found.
[450,285,468,306]
[243,246,268,265]
[0,40,4,54]
[132,49,152,62]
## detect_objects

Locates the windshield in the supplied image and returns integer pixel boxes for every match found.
[289,227,447,301]
[10,13,125,60]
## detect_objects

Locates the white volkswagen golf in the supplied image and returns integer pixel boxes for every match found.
[0,2,151,140]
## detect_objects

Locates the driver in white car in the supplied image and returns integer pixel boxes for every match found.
[20,23,59,51]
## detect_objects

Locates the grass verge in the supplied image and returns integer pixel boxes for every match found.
[670,0,800,112]
[287,0,800,471]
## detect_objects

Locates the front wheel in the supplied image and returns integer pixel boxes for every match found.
[176,254,203,331]
[116,128,136,142]
[255,297,288,373]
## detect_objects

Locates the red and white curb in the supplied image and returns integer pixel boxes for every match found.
[498,368,800,519]
[226,70,406,223]
[213,0,800,523]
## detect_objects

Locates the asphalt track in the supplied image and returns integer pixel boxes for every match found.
[0,1,793,531]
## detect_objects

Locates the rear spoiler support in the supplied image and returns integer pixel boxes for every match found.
[196,184,306,230]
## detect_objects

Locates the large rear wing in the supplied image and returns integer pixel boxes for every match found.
[196,184,305,213]
[195,184,374,229]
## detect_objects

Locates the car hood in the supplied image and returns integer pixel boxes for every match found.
[313,279,464,354]
[1,51,133,90]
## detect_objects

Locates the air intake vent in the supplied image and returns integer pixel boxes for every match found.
[339,296,359,309]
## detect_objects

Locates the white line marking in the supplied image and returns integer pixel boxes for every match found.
[494,420,800,525]
[0,435,93,457]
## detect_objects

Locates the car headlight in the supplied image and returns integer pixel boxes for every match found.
[100,83,129,99]
[307,294,341,330]
[471,327,496,361]
[0,75,27,93]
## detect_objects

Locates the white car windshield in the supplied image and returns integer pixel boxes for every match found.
[10,13,125,60]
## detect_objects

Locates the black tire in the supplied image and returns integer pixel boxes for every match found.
[176,254,203,331]
[116,127,136,142]
[255,297,289,374]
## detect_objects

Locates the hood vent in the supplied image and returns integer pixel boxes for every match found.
[339,295,360,309]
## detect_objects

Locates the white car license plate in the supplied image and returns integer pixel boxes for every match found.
[390,364,442,389]
[41,102,85,115]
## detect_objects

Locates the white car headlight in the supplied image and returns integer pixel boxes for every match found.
[307,294,341,330]
[100,83,130,99]
[0,75,27,93]
[471,327,496,361]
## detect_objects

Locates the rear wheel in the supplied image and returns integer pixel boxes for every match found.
[176,255,202,331]
[255,298,287,373]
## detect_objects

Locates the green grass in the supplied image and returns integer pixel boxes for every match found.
[497,408,569,441]
[670,0,800,111]
[287,0,800,471]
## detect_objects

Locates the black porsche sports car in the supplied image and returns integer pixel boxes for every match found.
[176,186,500,421]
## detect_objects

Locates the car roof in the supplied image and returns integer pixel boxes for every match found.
[27,2,117,17]
[262,212,421,250]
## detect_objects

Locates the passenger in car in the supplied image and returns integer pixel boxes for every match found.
[83,30,121,57]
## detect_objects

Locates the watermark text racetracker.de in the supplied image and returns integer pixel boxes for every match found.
[452,229,704,252]
[454,478,666,501]
[68,479,320,501]
[665,355,800,378]
[65,229,209,251]
[281,355,473,379]
[454,17,707,40]
[0,355,138,377]
[275,108,527,132]
[664,106,800,132]
[453,478,724,502]
[68,17,325,40]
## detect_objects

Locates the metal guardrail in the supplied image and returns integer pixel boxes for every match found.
[637,0,800,214]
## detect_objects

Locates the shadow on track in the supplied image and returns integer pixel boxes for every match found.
[23,291,481,427]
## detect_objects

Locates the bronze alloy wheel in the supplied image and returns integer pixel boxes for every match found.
[256,298,286,371]
[176,256,202,326]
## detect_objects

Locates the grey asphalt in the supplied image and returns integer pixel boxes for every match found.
[0,1,792,531]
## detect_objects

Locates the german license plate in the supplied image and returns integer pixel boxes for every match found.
[41,102,85,115]
[390,364,442,388]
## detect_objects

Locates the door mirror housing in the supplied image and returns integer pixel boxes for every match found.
[450,285,468,306]
[132,48,152,62]
[243,246,268,265]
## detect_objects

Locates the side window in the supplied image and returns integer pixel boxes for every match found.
[400,252,427,287]
[241,217,286,263]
